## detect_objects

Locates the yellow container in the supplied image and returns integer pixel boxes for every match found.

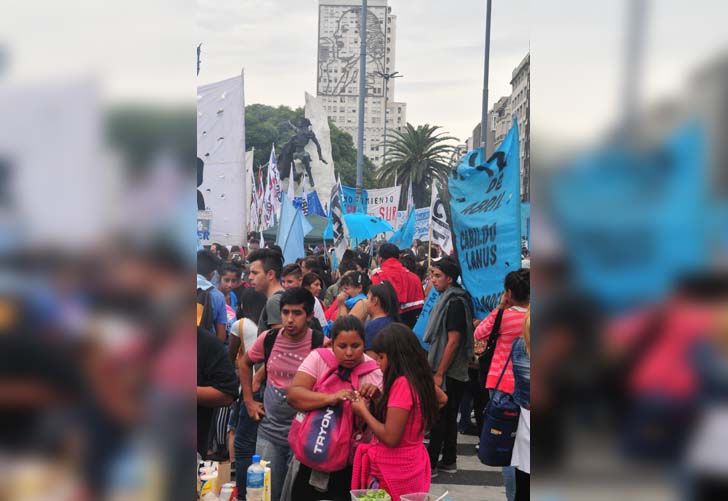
[260,460,272,501]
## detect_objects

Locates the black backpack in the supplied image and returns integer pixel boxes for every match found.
[197,286,215,333]
[262,327,325,370]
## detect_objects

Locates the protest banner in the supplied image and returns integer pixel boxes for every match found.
[449,120,521,319]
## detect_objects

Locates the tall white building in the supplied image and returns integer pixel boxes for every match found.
[510,53,530,202]
[317,0,407,168]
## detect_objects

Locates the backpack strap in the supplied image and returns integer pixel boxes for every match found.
[316,347,339,369]
[262,328,281,370]
[493,349,514,392]
[311,329,325,350]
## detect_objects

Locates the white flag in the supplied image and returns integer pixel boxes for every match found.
[329,176,348,262]
[286,172,295,202]
[263,146,282,229]
[301,173,310,216]
[407,178,415,214]
[429,185,453,255]
[249,168,262,233]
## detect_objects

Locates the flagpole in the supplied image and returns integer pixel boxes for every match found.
[355,0,368,207]
[428,186,434,269]
[241,68,248,247]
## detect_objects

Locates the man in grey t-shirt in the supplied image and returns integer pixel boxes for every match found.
[247,249,285,333]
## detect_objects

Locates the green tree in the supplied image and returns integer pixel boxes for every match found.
[377,123,457,208]
[106,105,195,175]
[244,103,376,189]
[245,104,304,167]
[328,120,377,189]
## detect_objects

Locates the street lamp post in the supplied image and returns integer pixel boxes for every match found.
[356,0,368,206]
[375,71,403,183]
[480,0,492,151]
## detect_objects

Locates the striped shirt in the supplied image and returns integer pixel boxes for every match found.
[474,306,528,394]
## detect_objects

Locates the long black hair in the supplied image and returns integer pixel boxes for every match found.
[371,323,439,432]
[368,281,401,322]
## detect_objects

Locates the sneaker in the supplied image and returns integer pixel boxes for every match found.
[437,461,457,473]
[475,443,480,452]
[431,467,439,478]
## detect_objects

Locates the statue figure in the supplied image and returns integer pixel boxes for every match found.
[277,118,327,188]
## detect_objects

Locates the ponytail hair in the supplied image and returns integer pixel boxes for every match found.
[368,281,401,322]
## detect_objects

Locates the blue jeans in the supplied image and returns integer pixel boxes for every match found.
[234,402,259,500]
[255,433,292,501]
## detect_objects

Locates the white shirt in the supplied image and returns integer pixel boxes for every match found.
[313,298,327,327]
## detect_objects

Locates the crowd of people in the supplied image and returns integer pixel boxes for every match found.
[196,236,531,501]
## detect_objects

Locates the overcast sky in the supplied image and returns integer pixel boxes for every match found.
[3,1,725,146]
[197,0,530,142]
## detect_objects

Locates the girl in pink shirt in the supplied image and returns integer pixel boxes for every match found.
[350,324,447,501]
[474,269,530,395]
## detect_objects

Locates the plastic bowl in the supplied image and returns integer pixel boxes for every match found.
[350,489,392,501]
[400,494,432,501]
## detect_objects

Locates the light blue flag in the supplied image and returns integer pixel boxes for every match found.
[276,193,313,265]
[550,122,707,312]
[412,288,441,350]
[294,191,327,217]
[449,119,521,319]
[341,185,367,214]
[388,207,416,249]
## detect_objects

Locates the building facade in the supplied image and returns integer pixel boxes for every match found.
[510,53,530,202]
[467,53,530,201]
[317,0,406,168]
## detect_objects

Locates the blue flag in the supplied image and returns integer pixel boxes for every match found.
[341,185,367,214]
[449,120,521,319]
[412,288,440,350]
[550,122,707,311]
[276,193,313,265]
[389,207,416,249]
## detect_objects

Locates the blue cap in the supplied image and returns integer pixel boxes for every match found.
[252,454,261,463]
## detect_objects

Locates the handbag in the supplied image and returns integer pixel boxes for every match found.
[478,350,520,466]
[477,308,506,386]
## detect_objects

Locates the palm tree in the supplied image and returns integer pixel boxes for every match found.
[377,123,457,208]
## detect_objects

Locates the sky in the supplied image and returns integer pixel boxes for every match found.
[2,0,725,146]
[197,0,530,143]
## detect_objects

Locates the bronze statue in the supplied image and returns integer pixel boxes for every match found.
[277,118,327,188]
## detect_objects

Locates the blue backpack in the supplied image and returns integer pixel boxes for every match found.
[478,350,521,466]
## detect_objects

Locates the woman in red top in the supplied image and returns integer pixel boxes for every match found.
[474,269,530,395]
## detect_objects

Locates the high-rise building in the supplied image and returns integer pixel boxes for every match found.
[467,52,530,201]
[511,53,530,202]
[317,0,407,168]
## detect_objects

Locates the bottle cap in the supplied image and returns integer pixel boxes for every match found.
[252,454,261,463]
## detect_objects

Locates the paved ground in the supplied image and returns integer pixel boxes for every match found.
[427,433,506,501]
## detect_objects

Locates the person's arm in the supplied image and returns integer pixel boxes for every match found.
[474,308,497,342]
[197,386,235,407]
[238,352,265,421]
[215,323,227,343]
[434,330,461,388]
[228,335,241,364]
[351,398,409,448]
[287,371,353,411]
[435,384,448,409]
[349,299,368,322]
[336,292,349,318]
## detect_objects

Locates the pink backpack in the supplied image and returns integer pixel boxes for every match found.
[288,348,378,472]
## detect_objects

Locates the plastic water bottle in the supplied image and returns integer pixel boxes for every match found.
[246,455,265,501]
